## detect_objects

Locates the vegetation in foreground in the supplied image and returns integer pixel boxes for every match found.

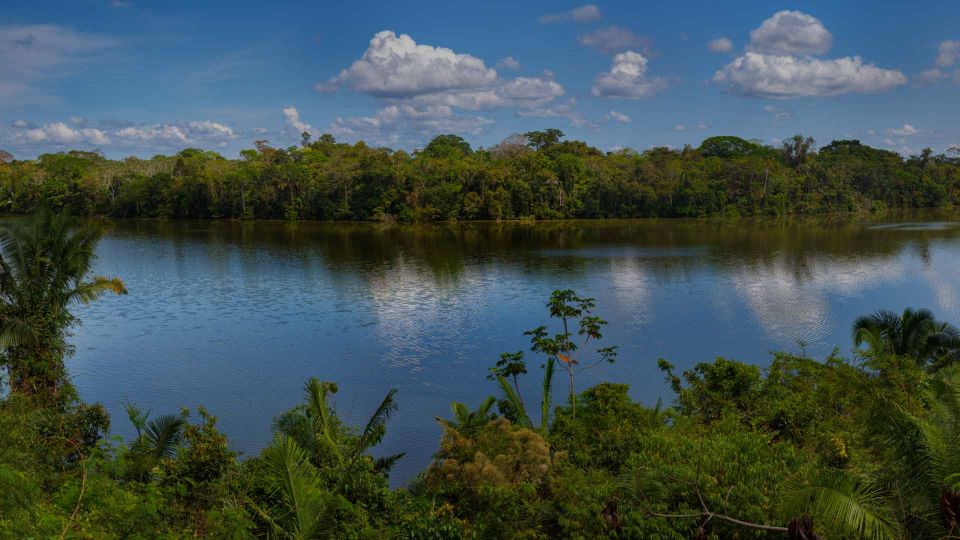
[1,131,960,222]
[4,209,960,538]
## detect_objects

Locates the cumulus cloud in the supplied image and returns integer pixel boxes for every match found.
[886,124,918,136]
[318,31,497,97]
[15,122,111,146]
[539,4,601,24]
[578,26,654,55]
[764,105,792,120]
[9,118,237,150]
[714,11,905,98]
[591,51,667,99]
[517,98,594,128]
[283,106,313,134]
[673,124,686,131]
[319,31,575,143]
[0,24,117,102]
[714,52,906,98]
[748,10,832,55]
[917,68,946,84]
[496,56,520,70]
[916,41,960,85]
[605,110,631,123]
[708,37,733,53]
[328,104,493,142]
[936,40,960,67]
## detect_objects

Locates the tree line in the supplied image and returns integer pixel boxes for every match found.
[5,209,960,537]
[1,131,959,222]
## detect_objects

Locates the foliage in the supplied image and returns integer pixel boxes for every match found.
[0,209,126,395]
[7,219,960,539]
[2,133,958,224]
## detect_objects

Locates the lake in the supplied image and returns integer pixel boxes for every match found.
[68,213,960,485]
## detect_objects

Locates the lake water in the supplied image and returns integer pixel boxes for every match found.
[68,213,960,484]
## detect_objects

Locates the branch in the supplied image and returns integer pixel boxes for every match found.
[646,509,788,533]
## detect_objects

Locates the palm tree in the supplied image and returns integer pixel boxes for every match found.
[0,209,126,395]
[273,378,404,475]
[124,402,186,480]
[852,308,960,369]
[251,434,329,539]
[881,364,960,537]
[439,396,496,434]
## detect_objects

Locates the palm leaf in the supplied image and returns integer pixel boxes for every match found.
[144,414,185,460]
[356,388,398,455]
[495,374,530,427]
[373,452,406,474]
[262,434,328,539]
[785,473,898,540]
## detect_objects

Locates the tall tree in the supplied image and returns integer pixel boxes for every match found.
[0,209,127,395]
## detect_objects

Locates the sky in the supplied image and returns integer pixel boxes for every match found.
[1,0,958,159]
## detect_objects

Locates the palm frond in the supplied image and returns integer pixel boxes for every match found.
[373,452,406,474]
[144,414,185,460]
[785,473,898,540]
[495,374,530,427]
[356,388,398,454]
[262,434,328,539]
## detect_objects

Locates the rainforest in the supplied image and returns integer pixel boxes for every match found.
[1,132,959,222]
[4,206,960,538]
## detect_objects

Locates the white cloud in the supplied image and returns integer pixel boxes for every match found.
[496,56,520,70]
[187,120,237,140]
[319,31,497,97]
[115,125,190,143]
[715,11,904,98]
[673,124,686,131]
[495,72,565,107]
[517,98,593,128]
[592,51,668,99]
[605,110,631,123]
[13,122,111,146]
[319,31,570,144]
[401,71,564,111]
[714,52,906,98]
[320,32,564,111]
[886,124,918,136]
[936,40,960,67]
[282,106,313,134]
[917,68,946,84]
[539,4,601,24]
[748,10,832,56]
[8,117,238,151]
[696,122,709,129]
[329,104,493,142]
[708,37,733,54]
[578,26,654,55]
[764,105,792,120]
[0,24,117,102]
[867,129,876,136]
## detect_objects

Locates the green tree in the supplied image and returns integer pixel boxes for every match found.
[0,209,127,395]
[524,129,564,151]
[853,308,960,369]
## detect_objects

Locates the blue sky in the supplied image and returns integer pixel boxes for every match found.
[1,0,958,158]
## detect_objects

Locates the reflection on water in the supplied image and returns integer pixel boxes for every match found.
[66,212,960,485]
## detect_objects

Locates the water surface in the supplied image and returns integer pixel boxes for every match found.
[69,213,960,484]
